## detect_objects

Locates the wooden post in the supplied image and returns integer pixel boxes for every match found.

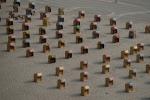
[34,73,42,82]
[136,53,144,63]
[145,25,150,33]
[74,25,80,34]
[112,34,119,43]
[103,54,110,64]
[105,77,114,87]
[26,8,32,15]
[90,22,97,30]
[23,39,30,48]
[94,15,101,22]
[80,61,88,70]
[92,31,99,39]
[73,18,80,26]
[129,69,137,79]
[110,18,116,26]
[14,0,20,6]
[79,10,85,19]
[80,71,88,81]
[26,48,34,57]
[25,15,32,22]
[125,82,134,93]
[65,50,72,59]
[57,79,66,89]
[7,42,15,52]
[6,18,13,26]
[48,55,56,63]
[23,32,30,39]
[43,43,50,53]
[45,6,51,13]
[121,50,129,59]
[111,26,118,34]
[56,66,64,76]
[29,2,35,9]
[8,35,16,43]
[43,17,48,26]
[126,21,133,29]
[56,30,63,38]
[97,41,104,49]
[146,64,150,73]
[137,43,144,51]
[130,46,138,55]
[58,15,64,22]
[129,30,136,39]
[58,8,64,15]
[81,46,88,54]
[102,64,110,74]
[56,22,63,30]
[76,35,83,44]
[39,35,47,43]
[40,12,47,20]
[58,40,65,48]
[22,22,29,31]
[81,85,90,96]
[39,27,46,35]
[7,27,14,35]
[123,59,131,68]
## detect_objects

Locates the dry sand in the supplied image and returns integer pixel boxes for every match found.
[0,0,150,100]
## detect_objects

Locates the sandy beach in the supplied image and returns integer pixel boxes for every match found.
[0,0,150,100]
